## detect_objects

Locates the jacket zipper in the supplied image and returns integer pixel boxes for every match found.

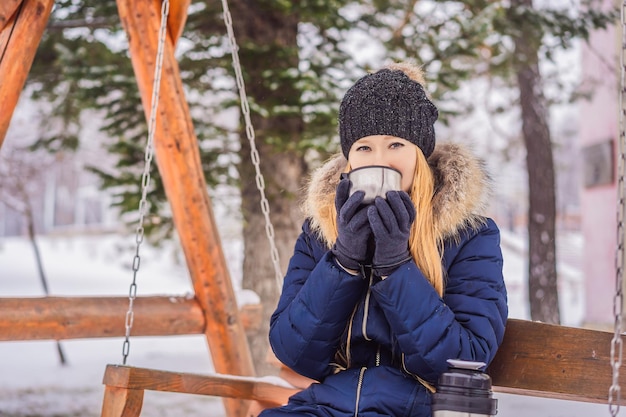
[401,353,436,393]
[352,271,374,417]
[354,366,367,417]
[361,270,374,341]
[361,270,381,367]
[344,304,359,369]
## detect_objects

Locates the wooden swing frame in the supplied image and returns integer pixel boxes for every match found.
[1,1,625,417]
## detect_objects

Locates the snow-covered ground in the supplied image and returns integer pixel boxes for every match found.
[0,230,621,416]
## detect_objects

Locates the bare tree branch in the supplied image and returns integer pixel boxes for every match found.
[46,17,115,32]
[392,0,419,40]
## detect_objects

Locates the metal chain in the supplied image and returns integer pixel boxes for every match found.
[220,0,284,291]
[609,1,626,413]
[122,0,170,365]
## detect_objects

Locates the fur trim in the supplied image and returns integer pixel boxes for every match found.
[304,154,347,248]
[429,143,491,240]
[304,143,491,247]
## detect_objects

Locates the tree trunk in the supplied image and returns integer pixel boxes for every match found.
[230,3,308,375]
[511,0,560,324]
[25,201,67,364]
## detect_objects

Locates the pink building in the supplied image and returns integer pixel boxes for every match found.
[580,4,619,326]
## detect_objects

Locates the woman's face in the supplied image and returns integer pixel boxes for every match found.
[348,135,417,192]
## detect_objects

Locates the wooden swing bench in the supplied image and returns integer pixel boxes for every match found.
[101,318,626,417]
[2,2,626,417]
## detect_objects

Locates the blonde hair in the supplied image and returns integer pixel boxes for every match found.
[408,146,444,296]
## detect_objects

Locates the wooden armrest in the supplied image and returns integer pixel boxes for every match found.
[103,364,300,406]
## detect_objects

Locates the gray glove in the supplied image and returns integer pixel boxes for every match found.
[368,191,416,276]
[331,178,373,271]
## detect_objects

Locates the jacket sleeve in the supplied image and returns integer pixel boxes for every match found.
[370,218,508,383]
[268,222,368,381]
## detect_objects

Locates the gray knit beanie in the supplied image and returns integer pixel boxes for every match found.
[339,68,438,159]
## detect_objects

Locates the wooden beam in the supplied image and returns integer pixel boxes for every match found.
[490,319,626,404]
[167,0,190,44]
[0,296,203,340]
[0,0,54,149]
[114,1,255,417]
[0,296,262,341]
[0,0,22,31]
[101,385,144,417]
[103,365,299,406]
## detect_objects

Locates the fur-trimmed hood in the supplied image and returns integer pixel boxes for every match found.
[304,143,492,247]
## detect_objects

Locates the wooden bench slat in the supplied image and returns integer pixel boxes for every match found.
[489,319,626,404]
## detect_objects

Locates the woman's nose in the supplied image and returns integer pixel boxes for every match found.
[373,152,391,167]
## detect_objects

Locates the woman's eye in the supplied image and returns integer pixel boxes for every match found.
[356,145,371,152]
[389,142,404,149]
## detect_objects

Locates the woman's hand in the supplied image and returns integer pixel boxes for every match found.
[331,178,372,271]
[368,191,416,276]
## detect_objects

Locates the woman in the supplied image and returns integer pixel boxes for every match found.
[260,62,508,417]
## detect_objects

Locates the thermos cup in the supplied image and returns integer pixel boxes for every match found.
[346,165,402,204]
[432,359,498,417]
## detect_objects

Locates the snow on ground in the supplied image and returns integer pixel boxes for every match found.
[0,231,622,416]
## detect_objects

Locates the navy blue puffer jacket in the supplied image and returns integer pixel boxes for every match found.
[260,144,508,417]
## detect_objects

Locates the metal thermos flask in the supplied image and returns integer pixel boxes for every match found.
[431,359,498,417]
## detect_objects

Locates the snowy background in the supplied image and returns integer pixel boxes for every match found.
[0,225,622,417]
